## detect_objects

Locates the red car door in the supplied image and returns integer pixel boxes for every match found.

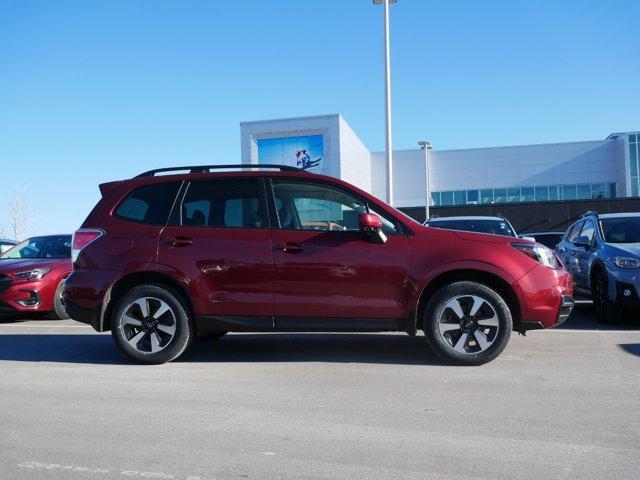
[157,177,274,318]
[268,178,411,325]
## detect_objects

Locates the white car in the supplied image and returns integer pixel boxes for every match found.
[0,238,18,254]
[425,215,519,238]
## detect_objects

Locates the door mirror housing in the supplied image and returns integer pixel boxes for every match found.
[574,235,592,248]
[359,212,387,244]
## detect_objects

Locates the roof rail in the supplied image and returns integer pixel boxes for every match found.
[135,164,302,178]
[578,210,599,219]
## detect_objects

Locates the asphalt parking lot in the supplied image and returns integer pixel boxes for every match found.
[0,300,639,480]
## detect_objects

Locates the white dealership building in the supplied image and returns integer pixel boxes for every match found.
[241,114,639,209]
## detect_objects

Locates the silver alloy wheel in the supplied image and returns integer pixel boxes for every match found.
[118,297,177,355]
[437,294,500,354]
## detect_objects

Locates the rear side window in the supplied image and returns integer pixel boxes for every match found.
[114,182,181,225]
[180,179,262,228]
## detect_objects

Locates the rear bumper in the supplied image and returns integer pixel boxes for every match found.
[64,297,102,330]
[514,265,574,331]
[63,269,117,331]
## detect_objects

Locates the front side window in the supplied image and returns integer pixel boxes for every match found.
[181,179,262,228]
[579,220,595,243]
[0,235,71,259]
[114,182,181,225]
[566,221,584,242]
[272,180,399,233]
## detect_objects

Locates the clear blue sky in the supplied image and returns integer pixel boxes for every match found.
[1,0,638,236]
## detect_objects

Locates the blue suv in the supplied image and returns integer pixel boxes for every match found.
[556,211,640,323]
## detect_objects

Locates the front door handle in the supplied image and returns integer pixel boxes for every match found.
[276,242,305,253]
[163,236,194,247]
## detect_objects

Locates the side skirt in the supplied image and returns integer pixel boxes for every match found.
[195,315,403,333]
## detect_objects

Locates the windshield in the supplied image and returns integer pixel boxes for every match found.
[428,219,516,237]
[600,217,640,244]
[0,235,71,259]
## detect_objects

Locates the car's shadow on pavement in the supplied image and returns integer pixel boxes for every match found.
[0,333,448,366]
[557,300,640,330]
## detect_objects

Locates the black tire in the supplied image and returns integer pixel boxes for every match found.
[423,281,512,366]
[51,279,69,320]
[196,331,228,341]
[111,284,194,364]
[591,270,621,324]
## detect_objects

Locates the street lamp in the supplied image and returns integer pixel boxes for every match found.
[373,0,397,205]
[419,140,432,221]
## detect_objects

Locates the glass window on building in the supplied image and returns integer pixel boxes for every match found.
[467,190,479,204]
[507,188,520,203]
[522,187,535,202]
[431,192,441,206]
[441,191,453,206]
[480,189,493,204]
[548,186,560,201]
[535,186,549,201]
[591,183,607,199]
[577,184,591,200]
[453,190,466,205]
[562,185,577,200]
[494,188,507,203]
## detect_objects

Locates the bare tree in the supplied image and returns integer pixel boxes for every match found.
[6,185,32,241]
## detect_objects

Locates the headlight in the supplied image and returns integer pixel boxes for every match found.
[613,257,640,269]
[511,243,561,269]
[12,267,51,281]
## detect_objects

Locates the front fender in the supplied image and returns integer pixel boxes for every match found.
[407,260,530,314]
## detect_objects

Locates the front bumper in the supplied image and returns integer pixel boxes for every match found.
[607,267,640,307]
[0,274,54,316]
[513,264,574,331]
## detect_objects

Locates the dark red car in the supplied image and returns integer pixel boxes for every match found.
[0,235,72,319]
[64,165,574,365]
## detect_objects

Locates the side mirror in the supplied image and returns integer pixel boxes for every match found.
[574,235,591,248]
[359,212,387,244]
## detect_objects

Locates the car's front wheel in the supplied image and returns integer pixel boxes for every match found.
[111,284,194,364]
[423,281,513,366]
[51,279,70,320]
[591,270,621,324]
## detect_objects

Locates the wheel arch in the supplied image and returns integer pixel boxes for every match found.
[416,269,521,332]
[101,271,193,332]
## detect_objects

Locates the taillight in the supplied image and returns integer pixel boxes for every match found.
[72,229,104,262]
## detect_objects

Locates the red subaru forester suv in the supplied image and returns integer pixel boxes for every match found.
[64,165,574,365]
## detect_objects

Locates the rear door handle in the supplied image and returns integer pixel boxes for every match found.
[276,242,305,253]
[163,236,194,247]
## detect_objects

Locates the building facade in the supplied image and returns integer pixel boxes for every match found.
[241,114,639,209]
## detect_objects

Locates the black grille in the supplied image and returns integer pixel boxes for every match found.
[0,274,11,294]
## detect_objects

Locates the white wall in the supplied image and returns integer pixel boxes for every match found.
[241,114,631,208]
[338,116,371,193]
[371,149,427,207]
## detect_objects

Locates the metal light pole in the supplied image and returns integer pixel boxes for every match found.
[419,140,432,221]
[374,0,397,205]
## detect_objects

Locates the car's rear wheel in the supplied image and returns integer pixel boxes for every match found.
[423,281,512,366]
[51,280,69,320]
[111,284,194,364]
[592,270,620,324]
